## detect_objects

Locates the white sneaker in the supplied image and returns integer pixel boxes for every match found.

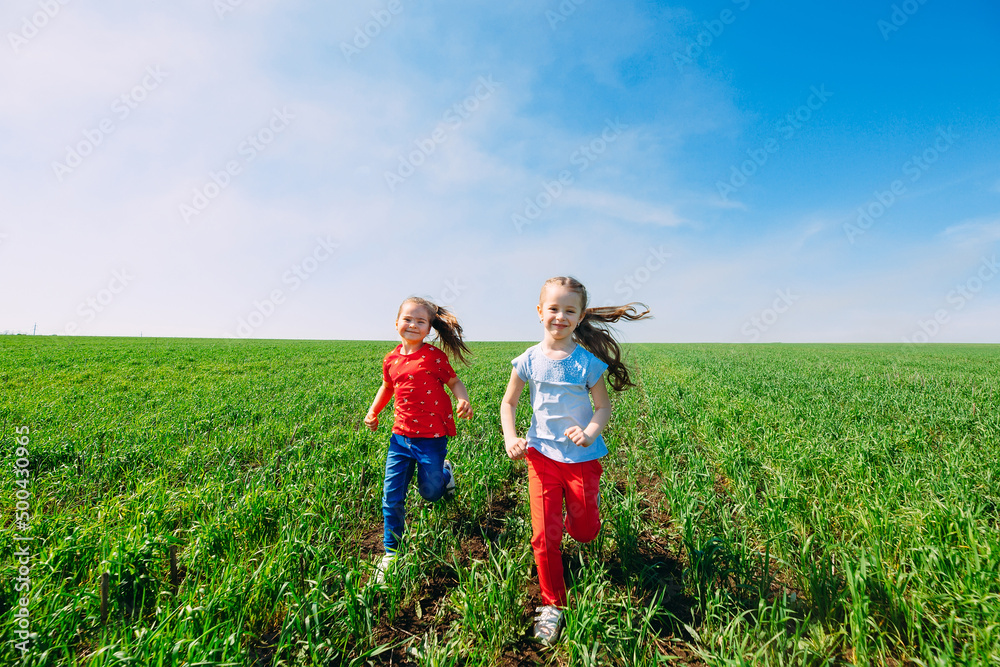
[443,459,456,497]
[374,552,395,584]
[533,605,564,645]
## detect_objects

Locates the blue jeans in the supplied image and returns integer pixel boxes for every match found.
[382,433,452,553]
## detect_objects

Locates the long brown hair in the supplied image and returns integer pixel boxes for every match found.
[540,276,651,391]
[398,297,472,365]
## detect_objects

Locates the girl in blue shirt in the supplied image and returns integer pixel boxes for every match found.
[500,276,650,645]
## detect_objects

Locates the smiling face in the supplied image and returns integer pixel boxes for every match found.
[396,300,433,345]
[537,284,585,342]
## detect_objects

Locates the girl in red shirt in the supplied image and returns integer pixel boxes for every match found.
[365,297,473,582]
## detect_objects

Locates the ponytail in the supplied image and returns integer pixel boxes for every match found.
[540,277,651,391]
[399,297,472,365]
[575,304,651,391]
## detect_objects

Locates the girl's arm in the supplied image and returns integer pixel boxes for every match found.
[446,376,473,420]
[565,374,612,447]
[500,369,527,460]
[364,380,393,432]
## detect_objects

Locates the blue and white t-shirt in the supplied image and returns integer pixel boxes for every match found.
[511,344,608,463]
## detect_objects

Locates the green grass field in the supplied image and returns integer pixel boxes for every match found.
[1,337,998,666]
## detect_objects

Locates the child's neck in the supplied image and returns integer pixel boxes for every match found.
[540,336,576,357]
[399,340,425,355]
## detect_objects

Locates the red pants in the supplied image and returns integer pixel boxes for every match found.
[526,447,603,608]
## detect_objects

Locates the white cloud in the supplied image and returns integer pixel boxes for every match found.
[941,218,1000,248]
[561,189,685,227]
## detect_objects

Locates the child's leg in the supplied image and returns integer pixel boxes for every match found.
[526,448,569,608]
[564,458,602,543]
[382,434,417,553]
[411,436,451,502]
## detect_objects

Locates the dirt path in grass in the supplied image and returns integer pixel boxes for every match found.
[348,465,706,665]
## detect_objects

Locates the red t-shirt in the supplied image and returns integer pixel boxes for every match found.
[383,343,458,437]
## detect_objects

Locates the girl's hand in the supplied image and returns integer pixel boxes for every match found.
[364,412,379,432]
[505,437,527,460]
[564,425,593,447]
[455,399,473,420]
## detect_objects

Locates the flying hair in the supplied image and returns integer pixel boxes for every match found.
[398,297,472,365]
[540,276,651,391]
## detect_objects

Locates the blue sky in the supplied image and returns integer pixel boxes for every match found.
[2,0,998,343]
